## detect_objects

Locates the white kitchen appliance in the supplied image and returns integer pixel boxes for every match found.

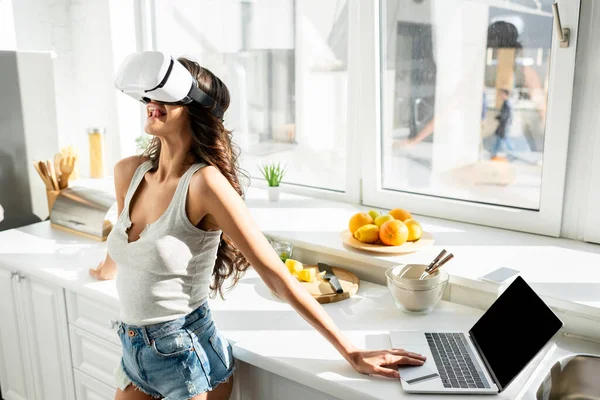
[390,276,563,394]
[0,51,60,229]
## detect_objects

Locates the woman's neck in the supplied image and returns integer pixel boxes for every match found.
[154,135,194,182]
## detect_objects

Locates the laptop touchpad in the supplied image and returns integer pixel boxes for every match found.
[389,331,428,345]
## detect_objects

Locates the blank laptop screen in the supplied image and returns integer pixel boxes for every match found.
[469,276,563,391]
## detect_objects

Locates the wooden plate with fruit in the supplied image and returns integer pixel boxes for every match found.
[274,260,360,304]
[341,208,435,254]
[340,229,434,254]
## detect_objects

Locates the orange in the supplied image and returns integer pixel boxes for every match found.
[379,220,409,246]
[349,212,374,234]
[388,208,412,221]
[404,219,422,241]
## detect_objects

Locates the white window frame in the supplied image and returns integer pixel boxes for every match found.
[140,0,582,237]
[141,0,364,204]
[359,0,581,237]
[260,0,364,204]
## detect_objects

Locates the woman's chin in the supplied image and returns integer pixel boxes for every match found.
[144,123,165,137]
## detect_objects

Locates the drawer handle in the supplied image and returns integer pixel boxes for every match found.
[108,319,120,330]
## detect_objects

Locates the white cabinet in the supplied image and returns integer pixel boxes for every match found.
[73,369,116,400]
[69,326,121,386]
[0,267,75,400]
[0,268,31,400]
[66,291,122,392]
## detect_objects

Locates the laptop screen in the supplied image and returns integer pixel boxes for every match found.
[469,276,563,391]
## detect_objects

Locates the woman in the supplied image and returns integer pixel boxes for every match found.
[90,56,425,400]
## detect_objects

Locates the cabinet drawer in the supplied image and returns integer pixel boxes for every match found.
[66,291,121,345]
[70,325,121,388]
[73,368,117,400]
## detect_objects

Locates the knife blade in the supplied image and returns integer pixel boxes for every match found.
[318,263,343,294]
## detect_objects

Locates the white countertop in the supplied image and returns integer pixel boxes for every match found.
[0,221,545,399]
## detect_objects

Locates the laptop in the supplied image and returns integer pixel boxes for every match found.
[390,276,563,394]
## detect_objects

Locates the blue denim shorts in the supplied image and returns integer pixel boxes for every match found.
[114,303,235,400]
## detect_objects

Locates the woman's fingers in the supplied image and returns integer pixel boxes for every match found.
[389,348,427,361]
[399,355,426,366]
[372,366,400,379]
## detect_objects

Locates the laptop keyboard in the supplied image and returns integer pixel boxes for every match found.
[425,332,490,389]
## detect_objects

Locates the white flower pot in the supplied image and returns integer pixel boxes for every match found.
[267,186,280,202]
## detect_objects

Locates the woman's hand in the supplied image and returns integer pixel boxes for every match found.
[347,348,426,379]
[89,255,117,280]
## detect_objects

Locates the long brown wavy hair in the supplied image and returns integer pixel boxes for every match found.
[142,57,251,298]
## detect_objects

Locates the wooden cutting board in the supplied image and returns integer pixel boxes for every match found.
[275,265,360,304]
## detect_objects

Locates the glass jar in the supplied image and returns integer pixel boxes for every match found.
[88,127,106,178]
[271,240,293,262]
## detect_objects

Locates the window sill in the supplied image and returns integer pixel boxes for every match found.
[245,187,600,323]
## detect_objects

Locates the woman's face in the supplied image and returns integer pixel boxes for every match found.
[144,101,189,137]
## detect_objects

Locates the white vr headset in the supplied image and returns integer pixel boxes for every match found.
[114,51,224,120]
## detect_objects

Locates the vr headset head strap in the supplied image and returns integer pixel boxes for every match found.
[187,84,225,121]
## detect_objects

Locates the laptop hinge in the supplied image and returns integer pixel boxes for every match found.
[468,332,503,392]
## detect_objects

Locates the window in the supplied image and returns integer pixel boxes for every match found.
[142,0,581,236]
[149,0,350,194]
[362,0,580,236]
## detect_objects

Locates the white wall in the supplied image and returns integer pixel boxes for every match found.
[7,0,141,178]
[561,0,600,241]
[0,0,17,50]
[10,0,75,161]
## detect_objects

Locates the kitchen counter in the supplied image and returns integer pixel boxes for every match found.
[0,222,544,399]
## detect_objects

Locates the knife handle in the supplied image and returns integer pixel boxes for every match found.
[327,275,344,294]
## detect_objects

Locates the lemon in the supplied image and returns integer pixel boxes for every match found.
[285,259,303,275]
[374,214,394,228]
[353,224,380,243]
[297,269,316,282]
[404,219,423,241]
[367,209,380,221]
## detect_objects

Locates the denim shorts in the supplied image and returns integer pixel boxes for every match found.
[114,303,235,400]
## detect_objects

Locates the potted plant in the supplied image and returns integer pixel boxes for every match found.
[259,161,287,202]
[135,135,151,155]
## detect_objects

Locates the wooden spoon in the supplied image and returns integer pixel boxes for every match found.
[59,156,76,189]
[37,161,53,190]
[33,161,52,190]
[46,160,59,190]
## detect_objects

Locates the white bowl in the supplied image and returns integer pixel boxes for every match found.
[387,264,445,290]
[385,264,448,314]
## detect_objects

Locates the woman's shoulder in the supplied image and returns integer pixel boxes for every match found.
[113,156,150,196]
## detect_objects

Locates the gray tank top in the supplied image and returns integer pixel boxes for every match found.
[107,160,222,326]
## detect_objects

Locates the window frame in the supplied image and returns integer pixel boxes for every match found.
[360,0,581,236]
[140,0,582,237]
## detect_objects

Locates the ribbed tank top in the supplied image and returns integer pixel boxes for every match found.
[107,160,222,326]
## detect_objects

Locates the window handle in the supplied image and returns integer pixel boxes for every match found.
[552,2,570,48]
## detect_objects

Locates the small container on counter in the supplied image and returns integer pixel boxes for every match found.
[88,127,106,178]
[271,239,293,262]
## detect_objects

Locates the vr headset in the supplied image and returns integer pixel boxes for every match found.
[114,51,224,120]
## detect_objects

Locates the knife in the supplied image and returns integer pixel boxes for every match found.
[318,263,343,294]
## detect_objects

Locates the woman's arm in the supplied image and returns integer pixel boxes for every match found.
[196,167,425,379]
[89,156,145,280]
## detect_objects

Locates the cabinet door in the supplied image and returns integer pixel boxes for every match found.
[73,369,116,400]
[19,275,75,400]
[0,268,32,400]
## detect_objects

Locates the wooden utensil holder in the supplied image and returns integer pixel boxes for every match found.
[46,189,61,215]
